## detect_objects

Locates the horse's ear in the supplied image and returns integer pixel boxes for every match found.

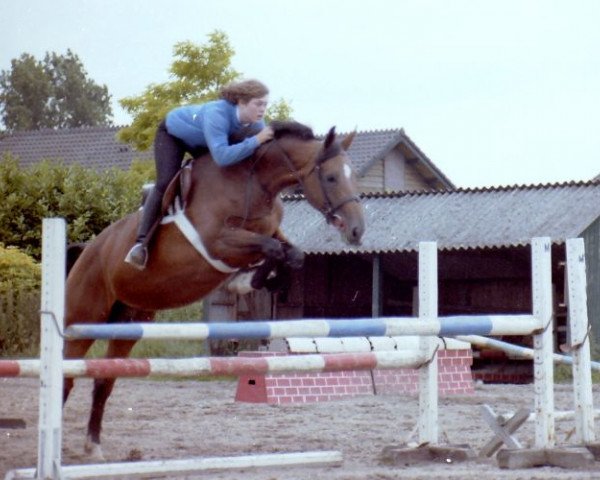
[324,127,336,150]
[340,130,356,151]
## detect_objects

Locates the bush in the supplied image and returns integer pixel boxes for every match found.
[0,240,205,358]
[0,245,41,356]
[0,154,154,259]
[0,153,156,354]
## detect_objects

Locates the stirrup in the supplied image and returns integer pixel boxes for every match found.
[124,243,148,270]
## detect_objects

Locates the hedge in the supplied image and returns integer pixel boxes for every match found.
[0,153,154,259]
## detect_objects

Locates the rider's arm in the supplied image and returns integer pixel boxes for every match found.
[203,111,265,167]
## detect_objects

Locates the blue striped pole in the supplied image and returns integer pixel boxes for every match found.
[64,314,540,341]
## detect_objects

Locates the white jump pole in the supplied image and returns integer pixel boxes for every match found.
[417,241,438,445]
[455,334,600,371]
[37,218,66,479]
[531,237,555,448]
[566,237,595,444]
[6,452,343,480]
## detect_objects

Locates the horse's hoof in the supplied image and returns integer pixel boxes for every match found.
[250,275,266,290]
[85,435,106,462]
[263,239,285,260]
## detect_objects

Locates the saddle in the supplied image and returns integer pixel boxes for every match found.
[162,160,194,212]
[141,159,195,215]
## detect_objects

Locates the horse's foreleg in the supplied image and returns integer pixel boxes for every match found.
[216,228,303,292]
[213,228,286,260]
[85,338,137,461]
[272,228,305,269]
[250,257,278,290]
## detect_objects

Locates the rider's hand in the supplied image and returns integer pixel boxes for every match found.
[255,126,274,145]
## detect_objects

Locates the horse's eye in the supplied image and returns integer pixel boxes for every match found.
[326,175,337,183]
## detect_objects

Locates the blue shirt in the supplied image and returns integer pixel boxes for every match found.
[165,99,264,167]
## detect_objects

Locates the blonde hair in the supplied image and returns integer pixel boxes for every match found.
[220,79,269,104]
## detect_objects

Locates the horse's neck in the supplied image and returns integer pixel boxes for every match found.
[256,140,319,195]
[189,153,276,212]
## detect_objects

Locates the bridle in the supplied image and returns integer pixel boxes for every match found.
[268,139,360,224]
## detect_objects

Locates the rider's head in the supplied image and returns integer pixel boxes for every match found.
[221,79,269,124]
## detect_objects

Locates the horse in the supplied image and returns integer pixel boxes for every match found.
[63,121,365,459]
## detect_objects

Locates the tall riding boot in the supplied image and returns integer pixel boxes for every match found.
[124,189,163,270]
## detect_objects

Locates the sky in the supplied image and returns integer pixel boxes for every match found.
[1,0,599,188]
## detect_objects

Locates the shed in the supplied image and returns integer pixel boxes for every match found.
[207,181,600,362]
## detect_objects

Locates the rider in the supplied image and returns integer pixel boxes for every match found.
[125,79,275,269]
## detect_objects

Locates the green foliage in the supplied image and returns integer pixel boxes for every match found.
[0,245,41,356]
[0,50,112,131]
[118,30,293,151]
[0,53,50,131]
[266,99,294,122]
[44,50,113,128]
[0,153,153,258]
[0,244,40,293]
[119,31,239,151]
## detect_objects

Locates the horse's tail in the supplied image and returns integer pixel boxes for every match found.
[66,242,87,276]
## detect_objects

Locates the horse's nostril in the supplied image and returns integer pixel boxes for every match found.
[351,226,362,243]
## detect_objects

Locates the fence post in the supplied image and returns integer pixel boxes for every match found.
[566,238,595,443]
[418,241,438,444]
[531,237,555,448]
[37,218,66,479]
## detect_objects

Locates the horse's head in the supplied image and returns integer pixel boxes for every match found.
[265,122,365,245]
[302,126,365,245]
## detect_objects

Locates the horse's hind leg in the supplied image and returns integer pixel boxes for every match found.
[85,304,154,460]
[85,338,138,460]
[63,339,95,405]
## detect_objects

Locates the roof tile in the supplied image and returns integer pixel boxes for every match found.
[0,126,153,169]
[281,180,600,254]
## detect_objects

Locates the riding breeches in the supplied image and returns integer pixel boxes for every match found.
[153,120,189,196]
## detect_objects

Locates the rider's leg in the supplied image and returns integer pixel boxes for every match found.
[125,121,187,269]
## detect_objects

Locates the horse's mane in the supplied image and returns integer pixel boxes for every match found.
[271,121,341,163]
[270,121,315,141]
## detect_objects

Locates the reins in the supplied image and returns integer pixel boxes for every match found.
[236,141,277,229]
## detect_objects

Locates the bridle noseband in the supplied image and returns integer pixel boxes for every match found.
[269,140,360,224]
[309,150,361,224]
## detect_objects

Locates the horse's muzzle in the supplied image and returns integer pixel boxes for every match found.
[331,212,365,246]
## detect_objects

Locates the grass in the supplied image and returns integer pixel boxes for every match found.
[544,337,600,384]
[83,301,238,382]
[554,361,600,384]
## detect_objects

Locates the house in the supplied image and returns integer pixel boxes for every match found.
[0,126,153,169]
[339,128,453,192]
[0,125,454,194]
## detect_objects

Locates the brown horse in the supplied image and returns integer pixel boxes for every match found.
[63,121,365,459]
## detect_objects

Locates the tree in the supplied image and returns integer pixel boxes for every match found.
[119,30,292,151]
[0,50,113,131]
